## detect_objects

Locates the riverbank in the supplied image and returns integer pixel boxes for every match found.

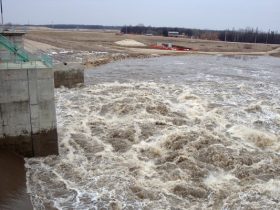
[23,28,280,73]
[25,28,280,55]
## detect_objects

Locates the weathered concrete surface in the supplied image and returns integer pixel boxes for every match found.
[32,129,58,157]
[0,67,59,157]
[0,135,33,157]
[53,63,84,88]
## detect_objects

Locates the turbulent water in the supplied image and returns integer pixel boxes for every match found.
[26,55,280,210]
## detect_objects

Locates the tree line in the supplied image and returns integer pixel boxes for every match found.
[219,29,280,44]
[17,24,121,30]
[2,24,122,30]
[120,26,280,44]
[43,24,121,30]
[5,24,280,44]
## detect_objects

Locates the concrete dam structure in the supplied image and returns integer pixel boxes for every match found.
[0,31,58,157]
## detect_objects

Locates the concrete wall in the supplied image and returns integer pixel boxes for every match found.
[0,67,59,157]
[53,63,84,88]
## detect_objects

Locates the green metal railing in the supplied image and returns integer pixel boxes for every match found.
[0,34,29,62]
[0,33,53,68]
[0,54,53,69]
[40,54,53,68]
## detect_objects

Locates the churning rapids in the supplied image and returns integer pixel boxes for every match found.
[25,55,280,210]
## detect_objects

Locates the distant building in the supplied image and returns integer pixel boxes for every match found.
[168,31,179,37]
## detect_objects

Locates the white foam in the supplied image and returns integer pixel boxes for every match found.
[204,171,239,190]
[25,79,280,209]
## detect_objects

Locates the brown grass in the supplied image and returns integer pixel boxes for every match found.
[25,28,280,55]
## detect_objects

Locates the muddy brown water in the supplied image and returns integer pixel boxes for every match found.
[0,150,33,210]
[22,55,280,209]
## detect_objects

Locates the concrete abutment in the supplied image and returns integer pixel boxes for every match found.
[0,67,59,157]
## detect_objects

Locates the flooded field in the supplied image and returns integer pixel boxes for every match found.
[25,55,280,209]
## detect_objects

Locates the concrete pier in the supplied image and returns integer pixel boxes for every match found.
[0,65,59,157]
[54,63,84,88]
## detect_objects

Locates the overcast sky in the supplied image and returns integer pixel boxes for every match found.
[3,0,280,31]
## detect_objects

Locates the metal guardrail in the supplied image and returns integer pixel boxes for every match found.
[0,54,53,69]
[0,31,53,68]
[0,60,42,69]
[0,33,29,61]
[40,54,53,68]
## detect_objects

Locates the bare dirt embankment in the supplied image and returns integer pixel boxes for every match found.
[25,28,279,53]
[24,28,280,68]
[22,28,280,88]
